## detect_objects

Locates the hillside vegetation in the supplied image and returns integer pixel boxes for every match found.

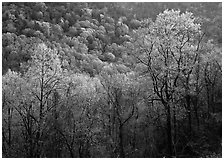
[2,2,222,158]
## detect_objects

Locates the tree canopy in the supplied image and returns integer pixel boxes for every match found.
[2,2,222,158]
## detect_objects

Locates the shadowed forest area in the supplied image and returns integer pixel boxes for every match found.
[2,2,222,158]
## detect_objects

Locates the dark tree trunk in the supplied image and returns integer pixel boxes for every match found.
[118,125,125,158]
[27,124,34,157]
[165,103,173,157]
[206,87,210,118]
[173,105,177,156]
[194,106,200,130]
[79,143,83,158]
[28,138,34,157]
[192,96,200,130]
[211,91,215,113]
[186,95,192,137]
[7,107,11,148]
[188,111,192,136]
[132,122,137,150]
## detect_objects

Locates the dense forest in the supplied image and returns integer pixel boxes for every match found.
[2,2,222,158]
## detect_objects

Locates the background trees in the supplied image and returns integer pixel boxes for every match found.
[2,2,222,158]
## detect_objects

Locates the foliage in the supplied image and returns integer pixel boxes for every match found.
[2,2,222,158]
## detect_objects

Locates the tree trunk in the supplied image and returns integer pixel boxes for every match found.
[192,96,200,130]
[165,103,173,157]
[132,122,137,150]
[7,107,12,157]
[186,95,192,137]
[173,105,177,156]
[28,138,34,157]
[35,75,44,158]
[211,91,215,113]
[206,87,210,118]
[118,125,125,158]
[79,143,83,158]
[7,107,11,148]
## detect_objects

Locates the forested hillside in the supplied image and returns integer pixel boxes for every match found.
[2,2,222,158]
